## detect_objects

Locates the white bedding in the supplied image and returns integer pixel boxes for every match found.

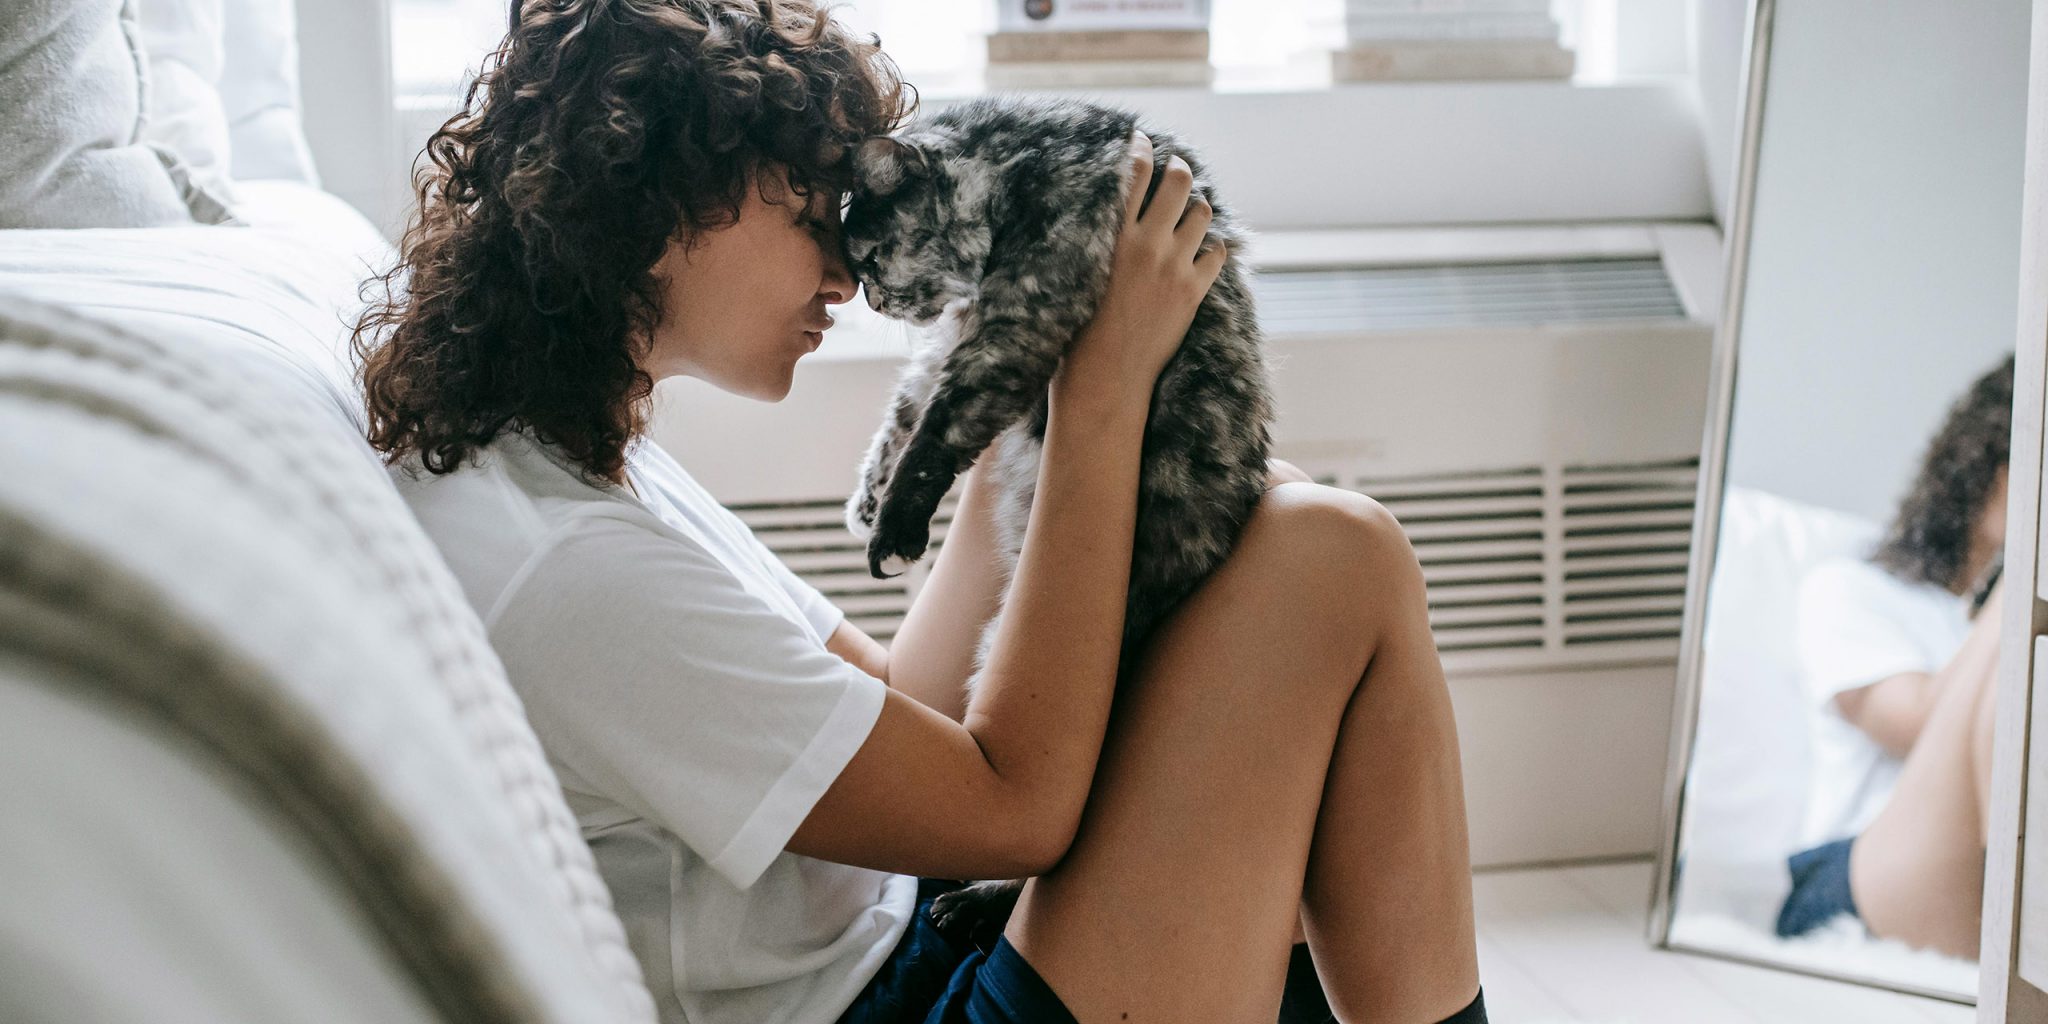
[0,184,659,1021]
[0,181,391,440]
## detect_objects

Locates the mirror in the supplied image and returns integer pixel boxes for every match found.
[1653,0,2029,1002]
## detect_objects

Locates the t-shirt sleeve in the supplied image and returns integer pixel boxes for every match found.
[1794,561,1943,709]
[737,518,847,645]
[487,511,885,891]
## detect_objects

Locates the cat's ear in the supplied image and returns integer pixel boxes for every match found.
[855,135,932,196]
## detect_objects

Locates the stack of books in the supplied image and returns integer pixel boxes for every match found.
[1324,0,1574,82]
[983,0,1212,90]
[984,28,1213,89]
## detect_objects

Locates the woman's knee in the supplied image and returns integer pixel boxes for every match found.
[1215,483,1428,674]
[1252,482,1426,606]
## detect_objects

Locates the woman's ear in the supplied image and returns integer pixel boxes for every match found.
[854,135,930,196]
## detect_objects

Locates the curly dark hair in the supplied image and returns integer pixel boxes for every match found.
[353,0,913,481]
[1870,352,2016,593]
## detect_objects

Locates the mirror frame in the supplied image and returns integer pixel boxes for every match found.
[1646,0,1975,1003]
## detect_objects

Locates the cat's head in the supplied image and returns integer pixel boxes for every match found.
[843,130,994,326]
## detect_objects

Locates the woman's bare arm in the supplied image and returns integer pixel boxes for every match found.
[841,453,1307,723]
[1834,577,2005,758]
[820,462,1001,719]
[876,458,1009,722]
[824,618,890,682]
[789,383,1150,878]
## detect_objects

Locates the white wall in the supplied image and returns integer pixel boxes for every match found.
[1689,0,1750,226]
[384,79,1712,239]
[1721,0,2030,523]
[923,81,1712,230]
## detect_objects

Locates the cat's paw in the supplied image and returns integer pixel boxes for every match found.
[929,879,1024,952]
[847,435,907,542]
[845,487,879,541]
[865,509,929,578]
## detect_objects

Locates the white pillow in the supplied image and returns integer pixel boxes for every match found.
[138,0,322,210]
[138,0,242,206]
[0,0,204,228]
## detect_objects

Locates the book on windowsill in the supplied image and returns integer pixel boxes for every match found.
[993,0,1210,34]
[1325,39,1574,81]
[1337,12,1560,41]
[986,29,1210,63]
[983,57,1215,90]
[1341,0,1554,13]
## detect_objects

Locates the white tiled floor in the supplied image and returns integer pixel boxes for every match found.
[1472,859,1973,1024]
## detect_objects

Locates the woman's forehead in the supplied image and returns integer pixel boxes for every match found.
[751,162,843,209]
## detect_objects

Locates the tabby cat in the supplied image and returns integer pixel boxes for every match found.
[841,96,1275,949]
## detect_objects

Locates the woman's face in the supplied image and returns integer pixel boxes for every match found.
[642,164,856,400]
[1979,463,2011,553]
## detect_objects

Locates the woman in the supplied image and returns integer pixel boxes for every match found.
[1777,354,2013,959]
[356,2,1486,1021]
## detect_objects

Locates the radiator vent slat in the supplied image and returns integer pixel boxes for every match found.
[1362,466,1549,656]
[1360,457,1700,661]
[1557,459,1698,655]
[732,493,960,640]
[1254,258,1688,333]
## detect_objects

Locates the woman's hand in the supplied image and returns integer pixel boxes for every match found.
[1972,567,2006,621]
[1054,130,1229,405]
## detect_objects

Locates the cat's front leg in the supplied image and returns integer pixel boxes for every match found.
[848,350,944,541]
[847,398,919,541]
[846,420,901,542]
[866,320,1065,577]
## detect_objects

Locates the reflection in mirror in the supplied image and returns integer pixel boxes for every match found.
[1656,0,2028,1002]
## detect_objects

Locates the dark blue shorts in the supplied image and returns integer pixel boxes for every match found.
[834,877,1077,1024]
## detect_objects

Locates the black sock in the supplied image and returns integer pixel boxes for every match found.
[1435,986,1487,1024]
[1275,943,1487,1024]
[1277,943,1333,1023]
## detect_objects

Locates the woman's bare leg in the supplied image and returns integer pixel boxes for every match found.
[1297,507,1479,1021]
[1000,482,1480,1023]
[1850,652,2000,957]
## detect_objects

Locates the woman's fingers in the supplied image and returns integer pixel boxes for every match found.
[1122,131,1154,225]
[1143,154,1196,235]
[1195,235,1229,279]
[1173,194,1214,256]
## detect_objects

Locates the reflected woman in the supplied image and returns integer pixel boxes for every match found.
[1777,353,2014,959]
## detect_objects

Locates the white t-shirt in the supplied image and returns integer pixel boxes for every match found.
[1793,557,1973,847]
[393,427,917,1024]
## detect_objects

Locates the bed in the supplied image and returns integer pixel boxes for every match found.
[0,2,658,1020]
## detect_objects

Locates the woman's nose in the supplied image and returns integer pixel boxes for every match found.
[821,247,856,305]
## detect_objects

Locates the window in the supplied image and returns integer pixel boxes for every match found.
[392,0,517,98]
[391,0,1683,102]
[829,0,1326,93]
